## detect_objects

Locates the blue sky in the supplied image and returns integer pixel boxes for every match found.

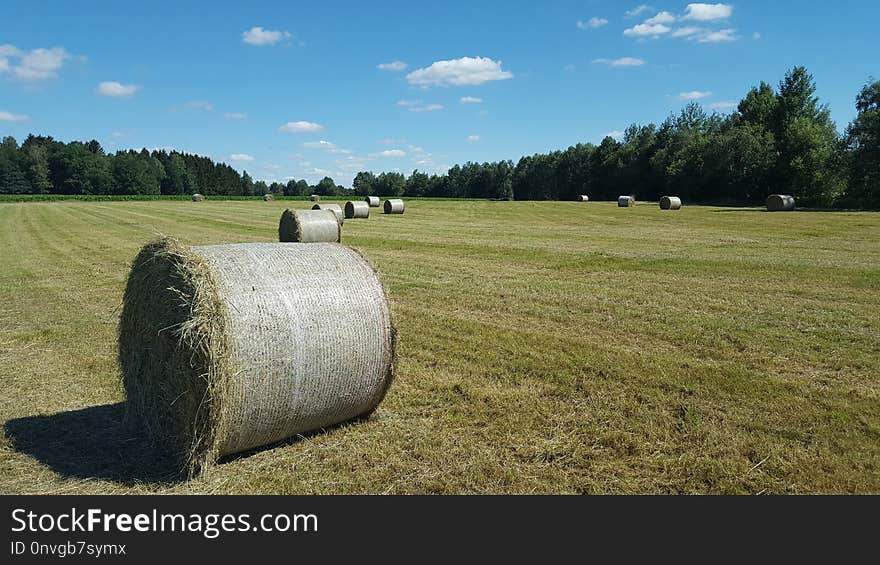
[1,1,878,186]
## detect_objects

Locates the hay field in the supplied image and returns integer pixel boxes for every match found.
[0,200,878,494]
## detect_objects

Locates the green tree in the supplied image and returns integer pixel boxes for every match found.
[844,79,880,207]
[352,171,377,196]
[315,176,337,195]
[240,171,254,196]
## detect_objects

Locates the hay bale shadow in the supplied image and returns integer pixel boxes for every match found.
[4,403,184,485]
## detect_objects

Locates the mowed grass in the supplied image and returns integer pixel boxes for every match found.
[0,199,878,494]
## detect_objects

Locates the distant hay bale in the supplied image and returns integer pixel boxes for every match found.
[263,193,274,201]
[618,195,635,207]
[659,196,682,210]
[118,238,395,476]
[577,195,589,202]
[191,193,205,202]
[383,199,405,214]
[278,209,341,243]
[310,194,320,202]
[365,196,380,207]
[767,194,795,211]
[311,202,344,224]
[344,200,370,219]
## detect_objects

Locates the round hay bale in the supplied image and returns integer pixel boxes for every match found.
[263,193,274,201]
[344,200,370,219]
[659,196,682,210]
[767,194,795,211]
[365,196,380,207]
[278,209,341,243]
[618,195,634,207]
[311,202,344,224]
[577,195,589,202]
[383,199,405,214]
[118,238,396,476]
[309,194,320,202]
[191,193,205,202]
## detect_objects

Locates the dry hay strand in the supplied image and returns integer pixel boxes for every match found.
[659,196,682,210]
[383,199,405,214]
[311,202,344,224]
[365,196,380,207]
[618,195,635,207]
[767,194,795,211]
[191,193,205,202]
[118,237,396,477]
[278,208,341,243]
[344,200,370,219]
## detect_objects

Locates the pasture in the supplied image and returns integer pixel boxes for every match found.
[0,199,877,493]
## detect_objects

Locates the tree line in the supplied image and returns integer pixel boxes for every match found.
[2,66,878,207]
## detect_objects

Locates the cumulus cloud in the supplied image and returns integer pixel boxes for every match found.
[242,26,292,45]
[408,104,444,113]
[467,135,480,142]
[279,121,324,133]
[302,140,337,149]
[645,11,676,25]
[377,61,407,71]
[460,96,483,103]
[592,57,646,67]
[578,17,608,29]
[623,23,671,37]
[698,28,738,42]
[679,90,712,100]
[223,112,248,119]
[682,3,733,21]
[625,5,653,18]
[0,46,74,81]
[671,26,704,37]
[406,56,513,87]
[97,81,139,97]
[230,153,255,162]
[606,130,625,139]
[0,111,30,122]
[396,99,421,107]
[377,149,406,157]
[187,100,214,111]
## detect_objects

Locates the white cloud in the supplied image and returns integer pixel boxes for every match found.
[671,26,704,37]
[467,135,480,142]
[111,131,128,138]
[460,96,483,103]
[377,61,407,71]
[406,56,513,87]
[230,153,255,162]
[242,26,291,45]
[396,99,421,107]
[623,23,671,37]
[578,17,608,29]
[679,90,712,100]
[97,81,139,97]
[709,101,737,110]
[752,32,761,40]
[645,11,676,25]
[698,28,737,42]
[625,5,653,18]
[682,3,733,21]
[409,104,444,112]
[302,140,336,149]
[606,130,625,139]
[380,138,406,145]
[377,149,406,157]
[593,57,646,67]
[279,121,324,133]
[187,100,214,111]
[1,47,73,81]
[0,111,30,122]
[0,45,21,57]
[223,112,248,119]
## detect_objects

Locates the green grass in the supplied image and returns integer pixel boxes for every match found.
[0,200,878,494]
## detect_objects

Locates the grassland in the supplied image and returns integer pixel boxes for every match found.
[0,199,878,494]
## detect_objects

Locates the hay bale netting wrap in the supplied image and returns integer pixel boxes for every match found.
[659,196,682,210]
[311,202,344,224]
[192,193,205,202]
[263,193,274,201]
[278,208,341,243]
[577,195,589,202]
[618,195,634,207]
[767,194,796,211]
[310,194,320,202]
[344,200,370,219]
[365,196,380,207]
[383,199,405,214]
[118,238,396,476]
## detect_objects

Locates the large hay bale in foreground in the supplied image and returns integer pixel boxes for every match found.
[383,199,405,214]
[310,194,320,202]
[659,196,682,210]
[311,202,344,224]
[192,193,205,202]
[767,194,795,211]
[263,193,274,201]
[365,196,380,207]
[118,238,396,476]
[618,195,634,207]
[278,209,341,242]
[344,200,370,219]
[577,195,589,202]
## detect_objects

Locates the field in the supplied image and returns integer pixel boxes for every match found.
[0,199,878,494]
